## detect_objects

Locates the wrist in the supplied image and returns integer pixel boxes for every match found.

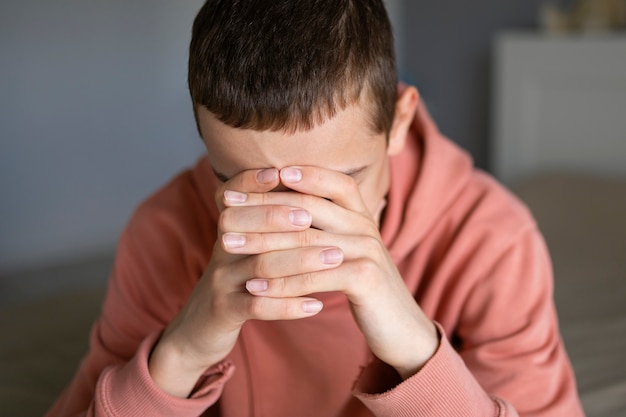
[148,335,211,398]
[394,320,440,380]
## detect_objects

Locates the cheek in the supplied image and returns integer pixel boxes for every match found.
[372,198,388,225]
[361,161,391,219]
[359,182,389,220]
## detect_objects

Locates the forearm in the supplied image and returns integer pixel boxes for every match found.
[47,332,232,417]
[148,336,211,399]
[354,324,517,417]
[147,304,242,399]
[100,333,231,416]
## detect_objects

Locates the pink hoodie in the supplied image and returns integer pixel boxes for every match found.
[46,99,584,416]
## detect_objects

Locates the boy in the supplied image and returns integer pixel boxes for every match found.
[47,1,585,416]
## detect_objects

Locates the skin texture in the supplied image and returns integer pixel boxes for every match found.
[148,87,439,398]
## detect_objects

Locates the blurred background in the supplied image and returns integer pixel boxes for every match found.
[1,0,625,416]
[0,0,588,285]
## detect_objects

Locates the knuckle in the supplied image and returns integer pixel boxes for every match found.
[298,272,317,293]
[246,296,294,320]
[210,293,229,317]
[255,193,270,206]
[345,258,380,297]
[246,296,266,318]
[206,263,228,288]
[300,228,323,248]
[297,231,310,248]
[355,257,379,279]
[362,235,383,259]
[264,206,277,226]
[218,209,232,232]
[268,277,288,295]
[277,300,293,318]
[252,255,270,278]
[257,232,271,251]
[210,262,226,280]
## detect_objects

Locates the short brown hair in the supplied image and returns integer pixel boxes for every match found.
[188,0,397,135]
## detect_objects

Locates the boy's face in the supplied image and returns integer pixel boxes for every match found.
[197,103,406,225]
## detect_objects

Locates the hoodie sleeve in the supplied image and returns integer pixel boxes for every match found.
[353,226,584,417]
[44,226,233,417]
[45,170,232,417]
[46,329,233,417]
[353,323,515,417]
[90,333,233,416]
[454,226,583,416]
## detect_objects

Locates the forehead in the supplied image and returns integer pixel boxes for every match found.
[197,105,386,176]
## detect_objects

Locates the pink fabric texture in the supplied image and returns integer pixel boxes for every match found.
[46,98,584,417]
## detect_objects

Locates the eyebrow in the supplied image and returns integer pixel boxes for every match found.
[212,166,368,183]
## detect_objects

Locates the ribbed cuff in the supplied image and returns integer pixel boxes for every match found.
[354,323,497,417]
[94,332,235,416]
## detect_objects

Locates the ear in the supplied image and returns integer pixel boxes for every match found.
[387,86,419,156]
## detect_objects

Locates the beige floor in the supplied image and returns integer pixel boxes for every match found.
[0,288,104,416]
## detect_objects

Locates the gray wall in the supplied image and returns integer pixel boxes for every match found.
[0,0,554,275]
[0,0,207,273]
[0,0,405,275]
[401,0,553,169]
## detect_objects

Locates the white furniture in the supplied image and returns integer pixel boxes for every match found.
[492,32,626,417]
[491,32,626,185]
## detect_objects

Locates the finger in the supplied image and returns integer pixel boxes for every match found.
[231,292,324,321]
[221,229,329,253]
[221,191,372,235]
[219,205,312,233]
[214,168,280,211]
[221,229,378,259]
[245,259,379,303]
[236,246,343,282]
[279,166,369,215]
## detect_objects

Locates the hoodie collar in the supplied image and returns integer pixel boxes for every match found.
[381,97,473,263]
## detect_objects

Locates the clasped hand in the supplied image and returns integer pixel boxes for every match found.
[149,166,438,398]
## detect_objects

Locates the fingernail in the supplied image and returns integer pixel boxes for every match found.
[224,190,247,203]
[246,279,268,293]
[223,233,246,249]
[289,209,311,226]
[280,167,302,183]
[320,248,343,265]
[257,168,278,184]
[302,300,323,313]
